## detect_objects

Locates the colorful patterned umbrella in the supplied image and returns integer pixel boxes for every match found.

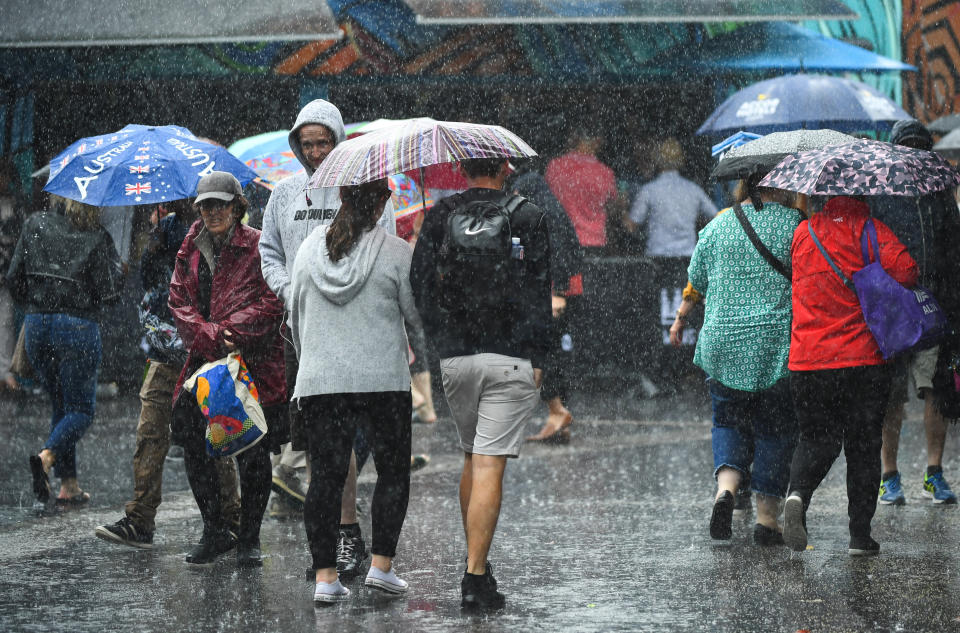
[307,117,537,188]
[758,139,960,197]
[45,124,258,206]
[227,128,434,225]
[227,130,300,189]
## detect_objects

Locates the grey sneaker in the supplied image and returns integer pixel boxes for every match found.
[271,465,307,506]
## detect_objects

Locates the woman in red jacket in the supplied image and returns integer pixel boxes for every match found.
[168,172,287,567]
[783,195,918,556]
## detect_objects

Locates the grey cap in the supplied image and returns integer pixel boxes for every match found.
[194,171,242,204]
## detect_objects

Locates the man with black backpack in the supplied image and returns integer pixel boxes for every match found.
[410,157,552,610]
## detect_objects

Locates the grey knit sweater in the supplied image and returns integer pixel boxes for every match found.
[289,224,421,397]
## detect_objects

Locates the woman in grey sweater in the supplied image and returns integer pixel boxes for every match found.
[289,178,421,603]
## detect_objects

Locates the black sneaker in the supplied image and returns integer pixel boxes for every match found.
[236,542,263,568]
[461,567,505,611]
[95,516,154,549]
[336,529,367,579]
[849,535,880,557]
[753,523,784,547]
[710,491,734,540]
[185,529,236,565]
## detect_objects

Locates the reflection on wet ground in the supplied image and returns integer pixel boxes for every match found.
[1,385,958,632]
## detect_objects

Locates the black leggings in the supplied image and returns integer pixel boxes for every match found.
[300,391,412,570]
[788,365,892,538]
[175,396,272,546]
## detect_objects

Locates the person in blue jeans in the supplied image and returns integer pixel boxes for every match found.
[6,197,122,512]
[674,182,801,544]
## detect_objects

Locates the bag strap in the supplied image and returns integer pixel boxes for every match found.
[732,202,791,281]
[859,218,880,266]
[807,222,856,291]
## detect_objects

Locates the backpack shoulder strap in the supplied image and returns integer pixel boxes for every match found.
[807,221,855,290]
[732,202,791,281]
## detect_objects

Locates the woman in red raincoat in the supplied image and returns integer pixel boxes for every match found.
[782,195,918,557]
[168,171,287,568]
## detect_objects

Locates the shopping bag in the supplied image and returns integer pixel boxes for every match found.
[182,351,267,457]
[11,324,33,380]
[809,219,947,359]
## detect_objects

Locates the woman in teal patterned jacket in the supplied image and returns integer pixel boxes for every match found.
[678,182,803,546]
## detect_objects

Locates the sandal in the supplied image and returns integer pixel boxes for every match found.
[55,491,91,507]
[29,455,50,503]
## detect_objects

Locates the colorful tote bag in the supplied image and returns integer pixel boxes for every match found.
[182,352,268,457]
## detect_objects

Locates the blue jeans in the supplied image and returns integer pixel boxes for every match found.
[25,314,102,480]
[709,377,797,498]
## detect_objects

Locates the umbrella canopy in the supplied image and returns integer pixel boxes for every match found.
[697,73,912,137]
[711,129,856,181]
[932,128,960,159]
[710,131,762,158]
[927,114,960,135]
[758,139,960,197]
[45,124,257,206]
[227,130,300,189]
[307,117,537,189]
[655,23,916,75]
[227,126,435,226]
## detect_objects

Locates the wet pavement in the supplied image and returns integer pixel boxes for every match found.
[1,380,959,632]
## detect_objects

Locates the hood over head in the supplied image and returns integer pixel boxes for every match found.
[309,225,385,305]
[891,119,933,151]
[289,99,346,175]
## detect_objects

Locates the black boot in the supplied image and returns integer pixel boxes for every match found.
[185,526,236,565]
[236,540,263,568]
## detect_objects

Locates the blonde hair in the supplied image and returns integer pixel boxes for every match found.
[657,138,685,171]
[63,198,101,231]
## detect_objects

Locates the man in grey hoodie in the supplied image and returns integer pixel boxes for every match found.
[259,98,395,577]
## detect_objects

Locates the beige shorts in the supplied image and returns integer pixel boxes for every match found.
[440,353,540,458]
[887,345,939,411]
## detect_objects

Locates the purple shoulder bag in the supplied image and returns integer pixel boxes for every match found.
[807,219,947,360]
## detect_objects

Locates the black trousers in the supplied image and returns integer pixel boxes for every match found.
[175,395,272,546]
[300,391,412,570]
[788,365,892,538]
[541,296,577,402]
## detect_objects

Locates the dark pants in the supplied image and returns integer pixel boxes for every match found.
[301,391,412,570]
[541,296,576,402]
[175,396,273,546]
[25,313,101,480]
[788,365,892,538]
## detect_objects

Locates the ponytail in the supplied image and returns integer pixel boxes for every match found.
[326,179,391,262]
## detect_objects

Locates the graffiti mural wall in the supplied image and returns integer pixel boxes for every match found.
[903,0,960,121]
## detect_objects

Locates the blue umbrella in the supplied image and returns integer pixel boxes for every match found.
[657,23,916,75]
[45,124,258,206]
[696,73,912,137]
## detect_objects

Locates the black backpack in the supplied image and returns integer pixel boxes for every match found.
[435,192,528,313]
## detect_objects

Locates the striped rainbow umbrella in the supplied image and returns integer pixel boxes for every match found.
[307,117,537,188]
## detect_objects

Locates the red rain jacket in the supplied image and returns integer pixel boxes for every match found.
[789,196,918,371]
[168,220,287,405]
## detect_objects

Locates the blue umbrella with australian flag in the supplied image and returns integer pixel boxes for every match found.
[44,124,257,206]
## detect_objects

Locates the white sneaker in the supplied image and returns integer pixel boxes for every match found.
[782,493,807,553]
[314,579,350,604]
[364,566,409,595]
